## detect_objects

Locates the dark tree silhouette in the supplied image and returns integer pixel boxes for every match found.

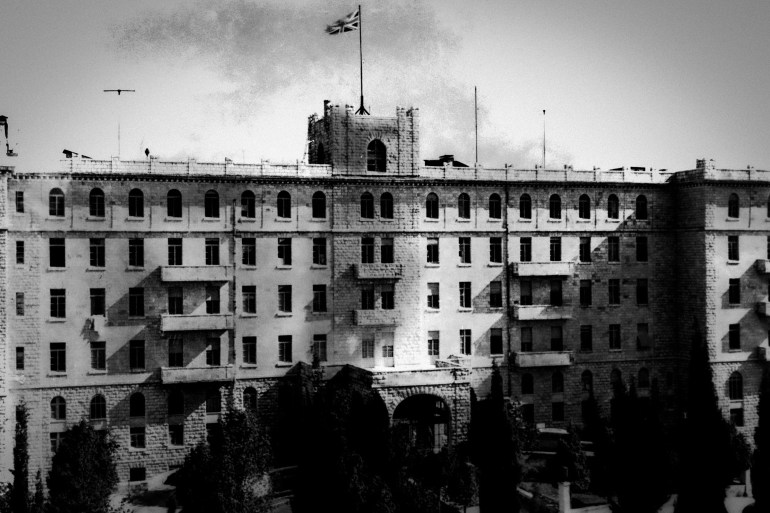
[11,402,30,513]
[752,365,770,511]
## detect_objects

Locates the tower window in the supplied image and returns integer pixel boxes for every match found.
[367,139,386,172]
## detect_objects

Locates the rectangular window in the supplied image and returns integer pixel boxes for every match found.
[128,239,144,267]
[636,236,648,262]
[129,288,144,317]
[767,236,770,260]
[16,241,24,264]
[15,191,24,213]
[313,237,327,265]
[278,285,292,313]
[609,324,621,350]
[241,285,257,314]
[16,292,24,316]
[728,236,739,261]
[362,338,375,359]
[520,327,533,352]
[168,287,183,315]
[579,237,591,263]
[459,282,472,309]
[637,279,649,305]
[129,340,145,370]
[381,238,394,264]
[459,237,471,264]
[50,289,65,318]
[520,280,533,306]
[550,326,563,351]
[206,338,221,366]
[490,328,503,355]
[278,238,292,266]
[460,329,472,355]
[728,278,741,304]
[16,347,24,370]
[381,284,395,310]
[312,334,327,362]
[427,283,440,309]
[489,237,502,264]
[549,237,561,262]
[580,325,592,352]
[520,237,532,262]
[550,279,563,306]
[361,237,375,264]
[205,238,220,265]
[608,237,620,262]
[50,342,66,372]
[427,237,439,264]
[50,433,65,453]
[382,344,394,358]
[361,287,375,310]
[490,281,502,308]
[168,336,183,367]
[243,336,257,365]
[552,402,565,422]
[731,407,744,427]
[729,323,740,350]
[206,286,220,314]
[169,425,184,446]
[313,284,327,312]
[242,238,256,266]
[90,288,105,316]
[608,279,620,305]
[91,341,106,370]
[637,323,650,350]
[428,331,440,358]
[168,238,183,265]
[278,335,292,363]
[580,280,592,306]
[50,238,65,267]
[89,238,105,267]
[130,427,146,449]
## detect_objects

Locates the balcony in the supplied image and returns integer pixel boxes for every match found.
[758,302,770,316]
[513,351,574,367]
[161,265,231,282]
[160,365,235,384]
[160,314,234,332]
[512,262,574,276]
[354,263,404,280]
[513,305,572,320]
[353,309,400,326]
[757,260,770,274]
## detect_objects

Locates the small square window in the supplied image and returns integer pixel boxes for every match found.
[362,338,375,359]
[15,191,24,213]
[130,427,146,449]
[15,241,24,264]
[169,425,184,446]
[15,347,24,370]
[16,292,24,316]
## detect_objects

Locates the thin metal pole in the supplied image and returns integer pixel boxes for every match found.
[355,5,369,115]
[542,109,546,170]
[475,86,478,165]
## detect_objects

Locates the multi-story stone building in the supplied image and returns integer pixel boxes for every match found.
[0,100,767,484]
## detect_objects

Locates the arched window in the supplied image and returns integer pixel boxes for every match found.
[90,395,106,420]
[458,193,471,219]
[552,372,564,394]
[243,387,258,411]
[129,392,145,418]
[277,191,291,219]
[522,374,534,395]
[380,193,394,219]
[367,139,386,172]
[128,189,144,218]
[316,142,326,165]
[728,193,740,219]
[489,193,502,219]
[519,194,532,219]
[549,194,561,219]
[49,188,65,217]
[636,195,648,220]
[581,370,593,392]
[167,189,182,218]
[578,194,591,219]
[312,191,326,219]
[168,390,184,416]
[204,190,220,218]
[638,368,650,389]
[426,193,439,219]
[360,192,374,219]
[607,194,619,219]
[89,188,105,217]
[241,191,256,219]
[728,372,743,400]
[51,396,66,420]
[610,369,623,396]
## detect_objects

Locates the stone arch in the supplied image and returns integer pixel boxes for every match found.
[392,392,452,453]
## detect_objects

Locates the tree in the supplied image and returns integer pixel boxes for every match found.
[445,445,479,513]
[46,420,119,513]
[752,365,770,511]
[549,424,590,492]
[31,471,44,513]
[580,392,614,497]
[8,402,30,513]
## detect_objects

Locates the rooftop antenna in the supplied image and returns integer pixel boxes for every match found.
[474,86,478,166]
[542,109,546,170]
[103,89,136,158]
[0,115,18,156]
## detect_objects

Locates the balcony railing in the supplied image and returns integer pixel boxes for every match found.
[161,265,231,282]
[160,365,234,384]
[513,351,574,367]
[756,260,770,274]
[353,309,400,326]
[354,263,404,279]
[161,314,234,332]
[513,305,572,320]
[511,262,574,276]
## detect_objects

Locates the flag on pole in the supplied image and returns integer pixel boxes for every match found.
[326,8,360,34]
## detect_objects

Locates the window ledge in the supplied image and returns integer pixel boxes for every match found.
[88,370,108,375]
[46,217,66,221]
[425,309,440,314]
[129,447,147,453]
[276,265,292,270]
[275,363,293,368]
[240,265,258,270]
[727,260,740,265]
[727,349,743,353]
[240,313,258,318]
[725,218,740,222]
[423,218,440,223]
[47,318,66,323]
[546,219,562,223]
[575,219,591,223]
[359,218,376,222]
[311,311,328,315]
[238,218,257,223]
[425,263,440,268]
[457,263,472,268]
[47,372,67,377]
[487,262,503,267]
[455,218,472,223]
[607,261,621,265]
[274,217,293,223]
[164,217,184,222]
[308,218,328,223]
[86,267,105,272]
[125,217,145,222]
[605,219,620,223]
[202,217,222,222]
[130,368,146,373]
[47,267,67,272]
[276,312,293,317]
[85,217,106,222]
[608,304,621,308]
[310,264,328,269]
[125,267,145,272]
[379,218,395,222]
[487,218,502,223]
[609,349,623,352]
[240,364,258,369]
[458,308,473,313]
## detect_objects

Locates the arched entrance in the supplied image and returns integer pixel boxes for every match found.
[392,394,451,453]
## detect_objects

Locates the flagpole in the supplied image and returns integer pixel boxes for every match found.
[542,109,546,170]
[474,86,478,165]
[355,4,369,115]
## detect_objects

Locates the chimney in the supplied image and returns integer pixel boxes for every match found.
[696,158,706,169]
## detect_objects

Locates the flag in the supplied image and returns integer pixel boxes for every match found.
[326,8,359,34]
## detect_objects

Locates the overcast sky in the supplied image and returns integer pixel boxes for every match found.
[2,0,769,172]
